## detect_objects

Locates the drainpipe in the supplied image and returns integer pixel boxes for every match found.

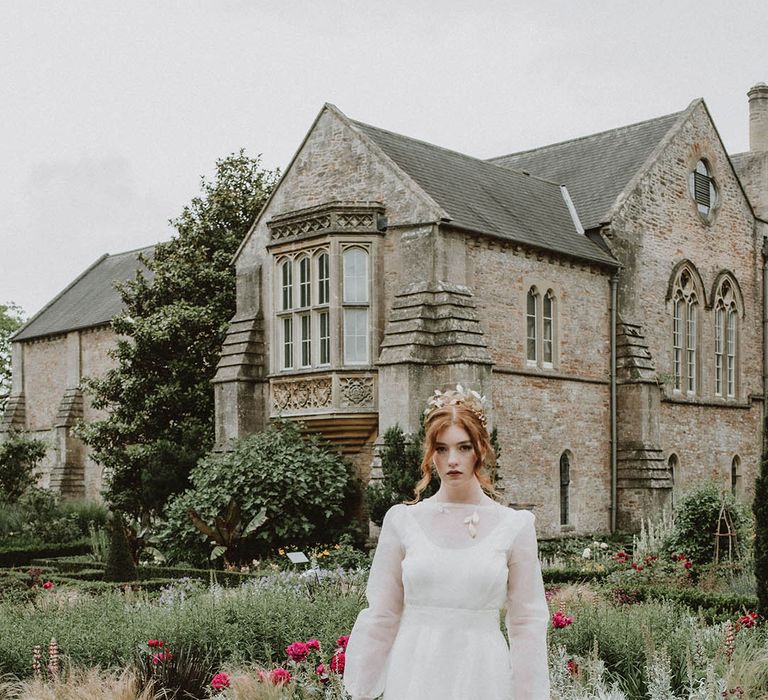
[610,272,619,533]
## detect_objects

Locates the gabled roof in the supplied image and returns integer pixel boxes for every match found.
[13,245,155,342]
[352,120,617,267]
[489,110,686,231]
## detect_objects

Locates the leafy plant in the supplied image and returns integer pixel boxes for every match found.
[755,417,768,617]
[189,498,267,566]
[158,420,358,565]
[367,424,434,526]
[0,431,46,502]
[104,511,138,582]
[133,643,215,700]
[0,302,24,414]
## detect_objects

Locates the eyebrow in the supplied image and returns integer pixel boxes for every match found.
[435,441,473,447]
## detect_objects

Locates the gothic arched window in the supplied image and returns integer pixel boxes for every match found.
[714,276,740,398]
[671,267,700,394]
[559,452,571,526]
[731,455,741,496]
[526,287,539,364]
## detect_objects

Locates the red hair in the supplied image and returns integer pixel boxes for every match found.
[410,403,497,502]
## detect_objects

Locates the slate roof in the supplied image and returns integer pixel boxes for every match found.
[13,245,155,342]
[352,120,618,267]
[489,110,685,231]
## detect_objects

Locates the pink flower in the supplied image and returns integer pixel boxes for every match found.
[269,668,292,685]
[306,638,321,652]
[210,672,230,690]
[286,641,309,662]
[257,670,268,683]
[551,611,574,629]
[147,639,164,648]
[330,650,346,673]
[151,651,173,664]
[42,581,54,590]
[566,659,578,675]
[631,562,644,572]
[613,550,629,563]
[336,635,349,650]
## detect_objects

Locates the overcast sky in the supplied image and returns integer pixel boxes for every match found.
[3,1,766,318]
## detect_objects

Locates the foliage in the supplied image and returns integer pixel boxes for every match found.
[665,481,750,566]
[78,152,278,519]
[188,498,267,566]
[366,424,434,526]
[104,512,138,583]
[0,431,47,502]
[0,302,24,413]
[755,418,768,617]
[158,420,359,565]
[132,642,215,700]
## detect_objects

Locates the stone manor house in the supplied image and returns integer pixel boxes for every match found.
[6,84,768,535]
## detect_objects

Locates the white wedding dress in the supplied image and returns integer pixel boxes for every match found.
[343,498,550,700]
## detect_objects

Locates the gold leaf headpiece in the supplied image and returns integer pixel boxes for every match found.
[423,384,488,430]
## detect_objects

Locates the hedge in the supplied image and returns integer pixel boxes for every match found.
[0,539,90,567]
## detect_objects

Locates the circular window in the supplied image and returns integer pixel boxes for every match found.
[688,160,717,219]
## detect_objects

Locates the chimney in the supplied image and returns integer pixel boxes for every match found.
[748,83,768,152]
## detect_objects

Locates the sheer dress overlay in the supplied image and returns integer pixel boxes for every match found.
[343,498,550,700]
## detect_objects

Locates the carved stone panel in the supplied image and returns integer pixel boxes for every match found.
[272,377,333,413]
[339,376,374,409]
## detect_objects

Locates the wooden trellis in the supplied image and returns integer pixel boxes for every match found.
[714,498,739,564]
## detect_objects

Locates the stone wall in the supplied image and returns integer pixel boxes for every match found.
[467,234,613,535]
[609,100,763,515]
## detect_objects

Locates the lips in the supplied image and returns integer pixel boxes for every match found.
[447,470,462,476]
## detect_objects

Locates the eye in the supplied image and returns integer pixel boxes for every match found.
[460,444,473,452]
[435,446,447,453]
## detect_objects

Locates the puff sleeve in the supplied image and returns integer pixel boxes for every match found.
[343,504,405,700]
[504,511,550,699]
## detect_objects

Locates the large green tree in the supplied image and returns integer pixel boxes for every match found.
[80,151,277,518]
[0,302,25,413]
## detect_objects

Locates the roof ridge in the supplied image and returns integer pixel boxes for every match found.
[488,108,686,162]
[352,119,564,189]
[107,242,161,258]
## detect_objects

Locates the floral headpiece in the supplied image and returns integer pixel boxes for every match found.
[424,384,488,430]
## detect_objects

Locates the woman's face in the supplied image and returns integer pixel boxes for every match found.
[432,423,478,488]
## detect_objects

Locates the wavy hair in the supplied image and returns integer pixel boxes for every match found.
[409,403,497,502]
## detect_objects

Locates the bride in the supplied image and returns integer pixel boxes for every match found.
[343,385,550,700]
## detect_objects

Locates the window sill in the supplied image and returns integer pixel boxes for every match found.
[661,392,753,409]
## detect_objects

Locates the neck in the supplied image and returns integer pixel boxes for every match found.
[435,476,486,505]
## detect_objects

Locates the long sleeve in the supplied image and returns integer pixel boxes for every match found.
[504,511,550,700]
[343,504,405,700]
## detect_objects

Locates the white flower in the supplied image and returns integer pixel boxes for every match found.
[582,547,592,559]
[592,541,601,548]
[600,542,609,550]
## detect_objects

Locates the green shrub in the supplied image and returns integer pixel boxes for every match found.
[666,481,750,565]
[104,512,138,582]
[0,539,90,567]
[0,431,46,502]
[158,420,359,565]
[367,424,434,526]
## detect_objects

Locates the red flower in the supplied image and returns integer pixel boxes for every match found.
[151,651,173,664]
[269,668,292,685]
[566,659,578,675]
[683,560,693,570]
[737,612,759,628]
[210,672,231,690]
[286,641,309,662]
[330,650,346,673]
[551,611,574,629]
[147,639,165,648]
[316,663,329,685]
[613,550,629,563]
[631,562,644,572]
[336,635,349,650]
[42,581,54,590]
[306,638,321,652]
